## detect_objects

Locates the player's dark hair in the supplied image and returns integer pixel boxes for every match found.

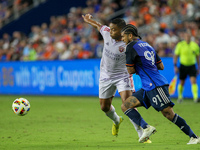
[110,18,126,29]
[121,24,142,39]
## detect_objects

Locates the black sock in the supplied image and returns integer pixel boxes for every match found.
[172,114,197,138]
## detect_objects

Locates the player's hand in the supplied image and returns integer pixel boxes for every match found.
[174,66,179,74]
[82,14,93,23]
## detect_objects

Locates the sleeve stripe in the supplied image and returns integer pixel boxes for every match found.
[126,64,134,66]
[156,60,162,64]
[104,27,110,32]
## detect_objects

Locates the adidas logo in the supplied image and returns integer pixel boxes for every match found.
[180,126,184,130]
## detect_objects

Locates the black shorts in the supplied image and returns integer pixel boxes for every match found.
[179,64,197,80]
[132,85,174,111]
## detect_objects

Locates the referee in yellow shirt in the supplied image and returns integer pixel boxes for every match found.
[173,32,200,103]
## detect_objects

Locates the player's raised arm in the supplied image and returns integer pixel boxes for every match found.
[82,14,102,31]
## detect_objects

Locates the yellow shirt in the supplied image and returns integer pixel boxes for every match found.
[174,40,200,66]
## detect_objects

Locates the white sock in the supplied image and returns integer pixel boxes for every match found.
[105,105,120,125]
[129,118,143,138]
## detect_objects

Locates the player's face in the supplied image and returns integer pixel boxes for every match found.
[109,23,121,41]
[121,31,130,45]
[183,32,191,43]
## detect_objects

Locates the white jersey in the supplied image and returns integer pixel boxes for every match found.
[99,25,129,81]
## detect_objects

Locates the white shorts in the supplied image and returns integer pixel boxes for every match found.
[99,75,135,99]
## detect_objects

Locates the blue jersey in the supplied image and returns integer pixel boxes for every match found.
[125,40,168,91]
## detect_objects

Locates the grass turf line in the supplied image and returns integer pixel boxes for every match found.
[0,95,199,150]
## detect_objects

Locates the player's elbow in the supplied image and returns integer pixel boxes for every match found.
[127,66,136,74]
[159,65,164,70]
[128,70,135,74]
[157,63,164,70]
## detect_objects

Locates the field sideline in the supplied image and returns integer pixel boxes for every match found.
[0,95,200,150]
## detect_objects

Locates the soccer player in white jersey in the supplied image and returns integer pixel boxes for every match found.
[82,14,152,143]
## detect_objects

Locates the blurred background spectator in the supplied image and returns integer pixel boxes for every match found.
[0,0,199,61]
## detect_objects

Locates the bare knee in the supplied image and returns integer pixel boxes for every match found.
[121,103,127,112]
[99,98,112,112]
[101,104,110,112]
[161,107,175,121]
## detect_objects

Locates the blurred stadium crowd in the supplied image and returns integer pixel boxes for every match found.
[0,0,199,61]
[0,0,45,28]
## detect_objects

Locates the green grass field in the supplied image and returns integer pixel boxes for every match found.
[0,95,200,150]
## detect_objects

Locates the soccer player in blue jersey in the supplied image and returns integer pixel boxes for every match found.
[120,24,200,145]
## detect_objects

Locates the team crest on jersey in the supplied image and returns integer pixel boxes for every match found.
[119,46,125,53]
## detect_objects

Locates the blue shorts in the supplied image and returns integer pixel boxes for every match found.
[133,85,175,111]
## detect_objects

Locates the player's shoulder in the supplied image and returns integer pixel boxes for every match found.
[127,40,138,49]
[190,41,199,47]
[100,25,110,33]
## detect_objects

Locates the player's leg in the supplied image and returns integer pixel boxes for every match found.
[117,76,147,139]
[119,90,143,139]
[129,117,152,143]
[99,80,122,135]
[153,85,199,144]
[100,97,123,136]
[99,97,121,124]
[190,77,198,102]
[121,90,156,143]
[121,90,148,129]
[189,65,198,102]
[177,64,187,103]
[161,106,199,144]
[178,80,185,103]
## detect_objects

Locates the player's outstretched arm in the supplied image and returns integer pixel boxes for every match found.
[82,14,102,31]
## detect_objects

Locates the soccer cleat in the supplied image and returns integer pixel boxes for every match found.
[187,137,200,145]
[143,139,152,143]
[139,125,156,143]
[177,99,183,104]
[112,116,124,136]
